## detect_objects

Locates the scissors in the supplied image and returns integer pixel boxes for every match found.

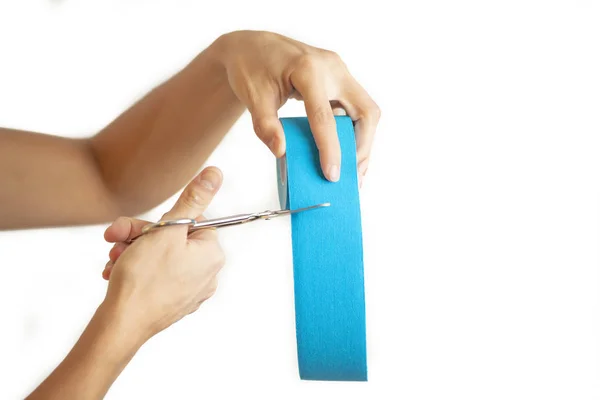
[125,202,330,244]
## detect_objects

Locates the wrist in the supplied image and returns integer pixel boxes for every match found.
[96,297,150,352]
[179,33,242,110]
[25,299,147,399]
[208,30,268,67]
[208,31,238,67]
[189,33,231,77]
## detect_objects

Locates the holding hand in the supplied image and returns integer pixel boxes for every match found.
[211,30,381,184]
[28,168,226,400]
[102,166,225,340]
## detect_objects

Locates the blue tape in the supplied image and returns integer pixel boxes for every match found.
[277,116,368,381]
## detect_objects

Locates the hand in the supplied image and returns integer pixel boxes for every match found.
[211,30,381,185]
[101,166,225,340]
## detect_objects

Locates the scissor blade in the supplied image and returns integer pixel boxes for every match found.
[275,202,330,217]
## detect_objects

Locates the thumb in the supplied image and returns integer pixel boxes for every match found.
[161,166,223,222]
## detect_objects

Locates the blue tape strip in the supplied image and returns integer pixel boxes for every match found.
[277,116,368,381]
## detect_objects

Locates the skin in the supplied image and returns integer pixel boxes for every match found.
[7,30,380,398]
[27,167,225,399]
[0,30,380,231]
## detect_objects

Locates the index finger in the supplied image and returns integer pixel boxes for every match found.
[291,72,341,182]
[104,217,149,243]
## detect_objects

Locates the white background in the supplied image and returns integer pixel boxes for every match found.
[0,1,599,399]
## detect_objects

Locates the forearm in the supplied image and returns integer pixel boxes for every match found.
[1,36,245,230]
[90,38,245,215]
[0,129,118,229]
[27,300,145,400]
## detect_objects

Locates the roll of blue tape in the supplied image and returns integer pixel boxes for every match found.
[277,116,367,381]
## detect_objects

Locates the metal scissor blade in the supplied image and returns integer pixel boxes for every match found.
[190,213,257,231]
[126,202,331,243]
[269,202,331,218]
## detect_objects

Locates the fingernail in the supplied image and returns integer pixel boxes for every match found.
[196,169,220,191]
[359,174,364,188]
[327,164,340,182]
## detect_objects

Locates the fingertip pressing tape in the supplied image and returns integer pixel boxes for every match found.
[277,116,368,381]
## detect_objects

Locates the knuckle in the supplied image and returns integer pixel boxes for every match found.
[357,145,370,162]
[370,102,382,121]
[323,49,342,63]
[313,106,334,126]
[202,283,218,300]
[210,283,219,296]
[359,102,381,123]
[214,249,226,270]
[252,118,264,138]
[180,193,200,210]
[297,54,321,74]
[182,186,209,208]
[252,116,276,141]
